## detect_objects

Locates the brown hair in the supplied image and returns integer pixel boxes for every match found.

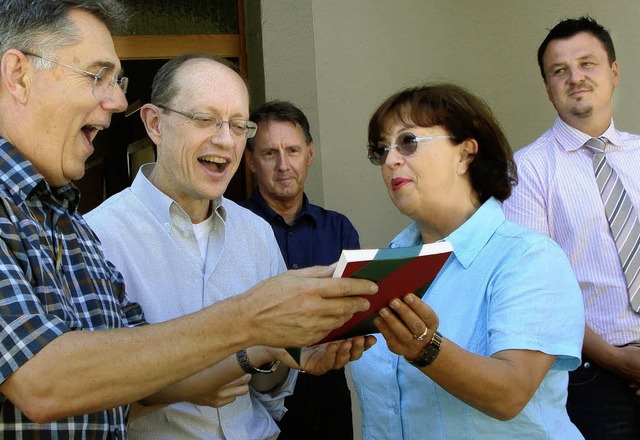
[537,16,615,81]
[368,83,516,202]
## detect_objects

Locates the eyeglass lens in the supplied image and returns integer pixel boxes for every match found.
[190,114,256,138]
[93,66,128,101]
[395,133,419,155]
[368,133,419,165]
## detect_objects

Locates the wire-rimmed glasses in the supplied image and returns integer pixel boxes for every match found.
[367,133,453,166]
[157,105,258,139]
[23,51,128,102]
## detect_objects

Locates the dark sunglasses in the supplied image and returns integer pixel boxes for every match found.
[367,133,453,166]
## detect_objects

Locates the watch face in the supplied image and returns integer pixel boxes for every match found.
[409,331,442,368]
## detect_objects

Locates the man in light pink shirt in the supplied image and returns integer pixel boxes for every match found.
[503,16,640,439]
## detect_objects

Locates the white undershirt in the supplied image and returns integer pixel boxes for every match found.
[193,214,214,270]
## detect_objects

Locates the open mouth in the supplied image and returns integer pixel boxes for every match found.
[81,125,103,145]
[199,156,229,172]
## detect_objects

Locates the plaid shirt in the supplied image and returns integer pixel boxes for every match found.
[0,138,146,439]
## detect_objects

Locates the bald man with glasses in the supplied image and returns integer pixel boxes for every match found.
[84,54,376,440]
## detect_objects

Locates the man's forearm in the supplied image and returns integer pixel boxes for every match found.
[0,296,251,423]
[582,325,618,368]
[140,345,287,405]
[0,267,374,423]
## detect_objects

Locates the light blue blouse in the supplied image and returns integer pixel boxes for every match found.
[351,197,584,439]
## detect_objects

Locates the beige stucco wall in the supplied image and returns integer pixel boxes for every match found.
[249,0,640,248]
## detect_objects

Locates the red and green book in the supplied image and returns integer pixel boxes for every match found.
[318,241,453,344]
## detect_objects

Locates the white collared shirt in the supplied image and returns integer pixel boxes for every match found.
[86,163,293,440]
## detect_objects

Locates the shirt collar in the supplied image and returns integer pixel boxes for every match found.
[389,197,504,269]
[552,117,622,151]
[0,137,80,212]
[131,163,226,226]
[247,188,317,225]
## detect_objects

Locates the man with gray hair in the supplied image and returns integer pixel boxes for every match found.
[241,100,360,439]
[0,1,376,437]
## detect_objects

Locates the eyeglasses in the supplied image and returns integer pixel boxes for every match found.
[23,51,128,102]
[157,105,258,139]
[367,133,453,166]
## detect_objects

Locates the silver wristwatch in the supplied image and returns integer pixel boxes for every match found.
[236,349,280,374]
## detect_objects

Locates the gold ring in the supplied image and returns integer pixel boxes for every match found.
[415,326,429,341]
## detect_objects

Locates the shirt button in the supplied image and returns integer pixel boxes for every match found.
[292,264,299,269]
[393,407,399,414]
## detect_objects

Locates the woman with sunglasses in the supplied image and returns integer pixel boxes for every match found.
[350,83,585,439]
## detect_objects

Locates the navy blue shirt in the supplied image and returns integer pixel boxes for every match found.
[240,190,359,269]
[240,188,360,439]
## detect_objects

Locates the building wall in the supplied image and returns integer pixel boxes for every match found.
[246,1,325,205]
[249,0,640,249]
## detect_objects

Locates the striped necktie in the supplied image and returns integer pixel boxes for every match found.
[586,137,640,312]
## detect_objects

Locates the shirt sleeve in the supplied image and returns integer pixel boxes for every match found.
[487,237,584,371]
[503,154,552,236]
[250,369,298,421]
[0,218,69,384]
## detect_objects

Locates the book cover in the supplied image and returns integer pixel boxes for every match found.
[315,241,453,345]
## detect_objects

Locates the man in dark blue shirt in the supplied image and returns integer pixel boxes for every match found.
[241,100,360,439]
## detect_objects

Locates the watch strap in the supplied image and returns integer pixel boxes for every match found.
[236,349,280,374]
[407,330,443,368]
